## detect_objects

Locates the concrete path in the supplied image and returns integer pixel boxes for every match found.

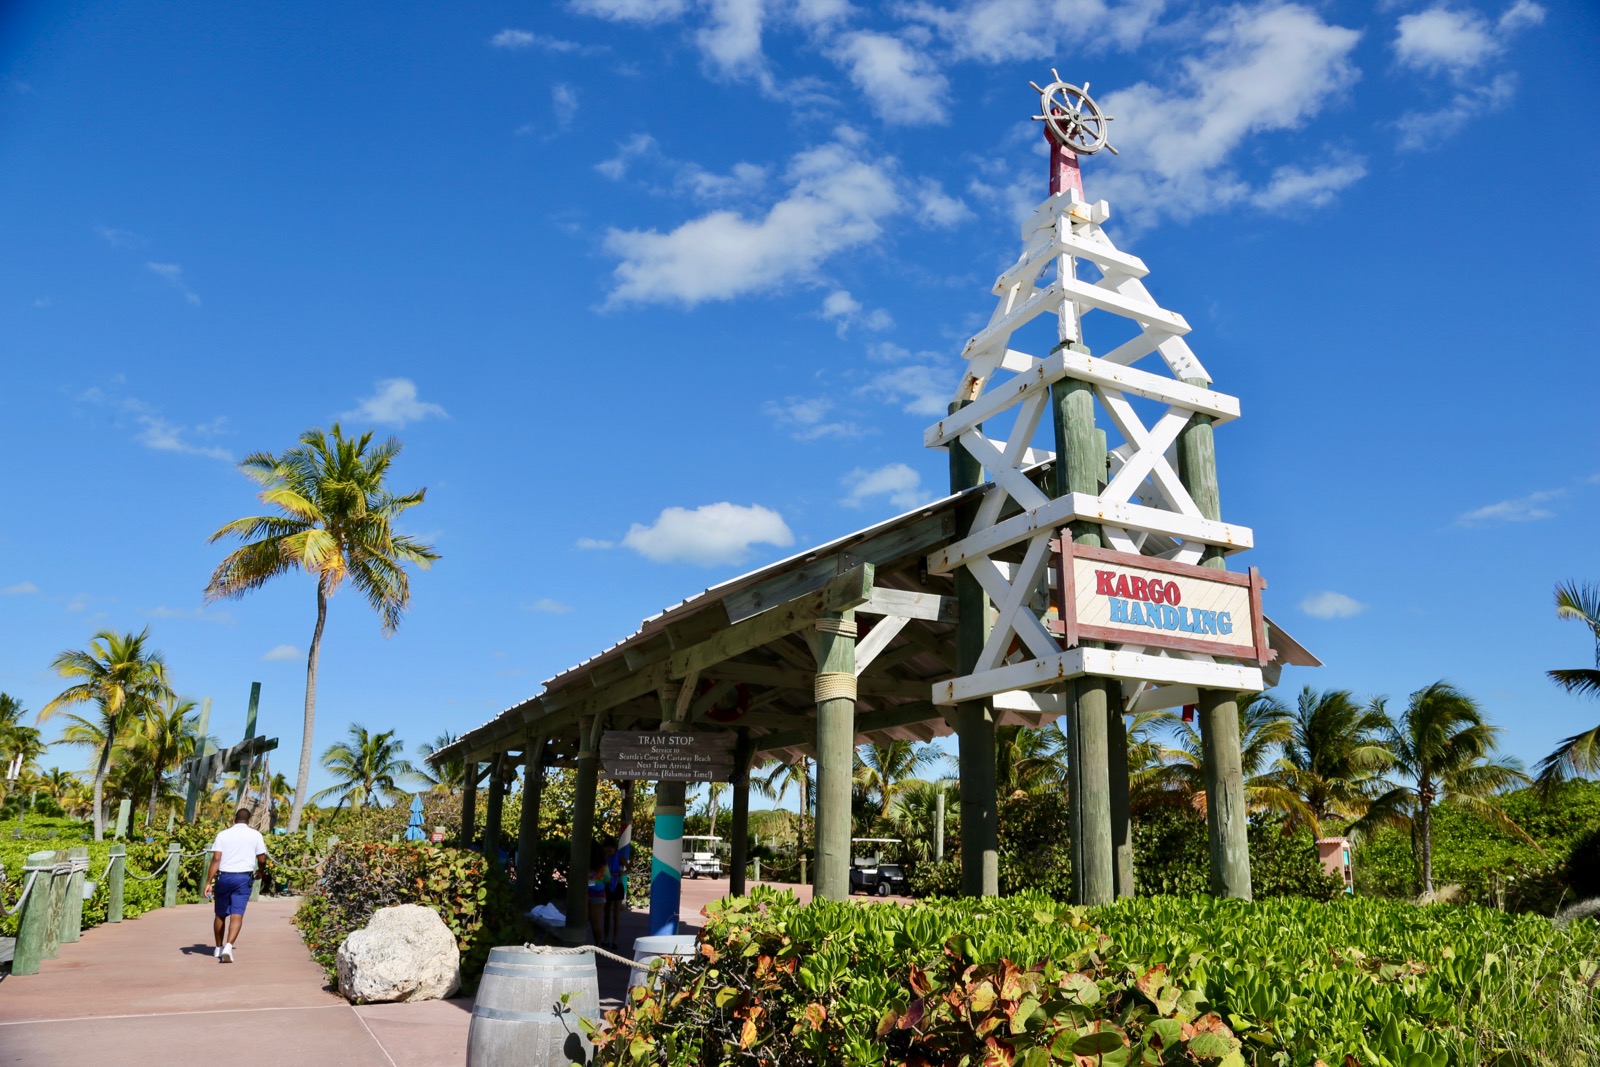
[0,897,471,1067]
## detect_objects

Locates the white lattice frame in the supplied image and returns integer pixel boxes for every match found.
[928,190,1264,708]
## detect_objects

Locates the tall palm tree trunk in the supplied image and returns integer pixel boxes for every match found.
[287,579,329,833]
[92,734,114,841]
[1417,781,1434,897]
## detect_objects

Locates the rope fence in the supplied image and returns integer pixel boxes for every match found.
[522,941,655,971]
[0,869,39,918]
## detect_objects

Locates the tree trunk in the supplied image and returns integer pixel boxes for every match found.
[1418,790,1434,898]
[287,578,329,834]
[146,773,159,828]
[91,733,114,841]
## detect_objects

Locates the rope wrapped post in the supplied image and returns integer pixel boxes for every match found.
[60,847,88,943]
[107,844,126,923]
[162,843,181,908]
[9,852,54,975]
[41,850,67,961]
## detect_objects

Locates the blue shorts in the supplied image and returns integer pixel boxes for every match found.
[214,872,253,917]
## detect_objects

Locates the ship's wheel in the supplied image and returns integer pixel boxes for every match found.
[1031,70,1118,156]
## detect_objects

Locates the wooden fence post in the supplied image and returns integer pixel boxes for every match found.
[41,849,65,960]
[60,846,87,943]
[9,851,55,975]
[163,843,181,908]
[107,844,126,923]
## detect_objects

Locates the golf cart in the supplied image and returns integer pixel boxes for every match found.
[848,838,911,897]
[681,836,725,878]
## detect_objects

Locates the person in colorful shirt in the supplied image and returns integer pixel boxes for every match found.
[603,823,632,949]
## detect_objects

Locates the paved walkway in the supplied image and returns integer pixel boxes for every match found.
[0,879,841,1067]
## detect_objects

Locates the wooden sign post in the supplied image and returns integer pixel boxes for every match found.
[179,683,278,824]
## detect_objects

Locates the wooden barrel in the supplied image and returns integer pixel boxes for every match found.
[467,946,598,1067]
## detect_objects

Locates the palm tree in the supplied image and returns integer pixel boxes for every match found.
[996,724,1068,796]
[204,424,440,833]
[312,723,421,810]
[1355,681,1531,897]
[854,739,938,812]
[1278,686,1393,830]
[38,629,172,840]
[125,695,200,827]
[0,694,46,809]
[1537,581,1600,789]
[1165,692,1312,830]
[416,732,466,794]
[755,758,813,861]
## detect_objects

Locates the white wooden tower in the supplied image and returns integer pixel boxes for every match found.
[928,74,1270,902]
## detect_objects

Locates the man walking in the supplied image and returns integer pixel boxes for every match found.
[204,807,269,963]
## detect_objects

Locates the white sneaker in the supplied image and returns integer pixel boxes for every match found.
[221,943,235,963]
[213,946,222,959]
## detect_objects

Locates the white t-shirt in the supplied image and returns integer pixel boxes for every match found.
[209,823,269,874]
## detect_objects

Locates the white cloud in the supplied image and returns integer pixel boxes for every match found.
[523,598,572,614]
[2,582,38,595]
[621,502,794,565]
[65,593,90,613]
[831,31,948,125]
[859,363,949,416]
[570,0,687,20]
[919,184,971,226]
[342,378,447,428]
[552,83,579,128]
[820,289,893,337]
[146,261,200,305]
[78,384,231,460]
[904,0,1165,62]
[1395,74,1517,151]
[1094,4,1363,226]
[492,29,537,48]
[596,134,658,181]
[1394,2,1541,76]
[762,395,864,440]
[1299,591,1366,619]
[576,537,615,550]
[841,463,929,510]
[147,605,234,624]
[602,134,900,307]
[696,0,769,83]
[1457,488,1564,526]
[1250,162,1367,210]
[95,225,143,248]
[261,644,301,661]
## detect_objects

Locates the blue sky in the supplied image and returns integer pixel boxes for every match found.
[1,0,1596,804]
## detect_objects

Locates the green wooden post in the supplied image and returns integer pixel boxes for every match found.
[107,844,126,923]
[484,753,506,866]
[461,763,478,847]
[1177,377,1252,900]
[114,799,131,840]
[41,849,65,960]
[60,847,87,943]
[10,851,56,975]
[306,822,315,846]
[234,682,262,808]
[1052,364,1116,905]
[950,399,999,898]
[564,717,601,939]
[813,610,858,902]
[728,730,752,897]
[516,740,545,905]
[162,842,181,908]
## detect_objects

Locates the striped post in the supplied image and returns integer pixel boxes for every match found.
[648,786,684,937]
[60,847,87,943]
[10,851,55,975]
[163,843,181,908]
[107,844,126,923]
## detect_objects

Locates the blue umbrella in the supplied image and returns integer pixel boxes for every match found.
[404,794,426,841]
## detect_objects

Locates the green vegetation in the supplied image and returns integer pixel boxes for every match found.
[312,722,422,810]
[593,886,1600,1066]
[292,841,524,995]
[205,423,439,833]
[1541,580,1600,788]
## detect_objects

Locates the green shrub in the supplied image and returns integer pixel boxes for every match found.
[1,839,172,936]
[592,887,1600,1066]
[292,841,527,996]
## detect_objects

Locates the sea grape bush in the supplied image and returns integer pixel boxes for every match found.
[590,886,1600,1067]
[292,841,525,993]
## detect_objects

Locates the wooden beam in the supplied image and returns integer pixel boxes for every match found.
[933,647,1264,705]
[753,702,945,756]
[723,515,949,624]
[859,587,956,623]
[669,564,874,678]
